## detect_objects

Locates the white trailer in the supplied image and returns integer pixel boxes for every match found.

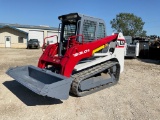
[124,36,139,58]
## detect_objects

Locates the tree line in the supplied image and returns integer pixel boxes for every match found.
[110,13,158,37]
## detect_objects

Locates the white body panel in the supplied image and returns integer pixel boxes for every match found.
[29,31,44,47]
[74,33,125,73]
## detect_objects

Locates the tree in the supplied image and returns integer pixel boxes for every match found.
[110,13,146,36]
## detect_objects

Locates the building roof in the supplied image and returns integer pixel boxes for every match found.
[0,25,28,34]
[0,23,58,30]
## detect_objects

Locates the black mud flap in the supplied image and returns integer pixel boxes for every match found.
[6,65,73,100]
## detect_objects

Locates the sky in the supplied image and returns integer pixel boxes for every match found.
[0,0,160,36]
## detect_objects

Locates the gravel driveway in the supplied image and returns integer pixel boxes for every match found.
[0,48,159,120]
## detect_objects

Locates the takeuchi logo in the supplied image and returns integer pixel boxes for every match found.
[73,49,90,57]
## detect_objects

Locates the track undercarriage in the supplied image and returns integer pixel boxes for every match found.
[71,61,120,96]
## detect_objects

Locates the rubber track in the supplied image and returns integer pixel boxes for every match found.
[71,61,120,97]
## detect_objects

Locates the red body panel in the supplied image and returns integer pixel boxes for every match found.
[38,34,119,77]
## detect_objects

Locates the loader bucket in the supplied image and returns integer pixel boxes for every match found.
[6,65,73,100]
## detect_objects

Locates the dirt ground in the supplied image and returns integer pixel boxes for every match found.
[0,48,160,120]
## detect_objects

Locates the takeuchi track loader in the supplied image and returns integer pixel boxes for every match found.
[6,13,125,100]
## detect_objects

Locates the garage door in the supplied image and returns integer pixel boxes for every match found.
[29,31,44,47]
[47,32,59,44]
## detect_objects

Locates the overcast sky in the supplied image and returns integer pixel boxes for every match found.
[0,0,159,36]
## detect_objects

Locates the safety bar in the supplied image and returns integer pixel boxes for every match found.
[67,34,84,50]
[42,35,58,51]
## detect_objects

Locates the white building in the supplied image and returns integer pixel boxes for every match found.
[0,23,59,48]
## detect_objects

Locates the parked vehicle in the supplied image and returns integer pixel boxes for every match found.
[27,39,40,49]
[124,36,139,58]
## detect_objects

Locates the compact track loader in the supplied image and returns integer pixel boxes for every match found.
[6,13,125,100]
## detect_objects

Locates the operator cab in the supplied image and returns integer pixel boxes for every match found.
[58,13,80,42]
[58,13,106,56]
